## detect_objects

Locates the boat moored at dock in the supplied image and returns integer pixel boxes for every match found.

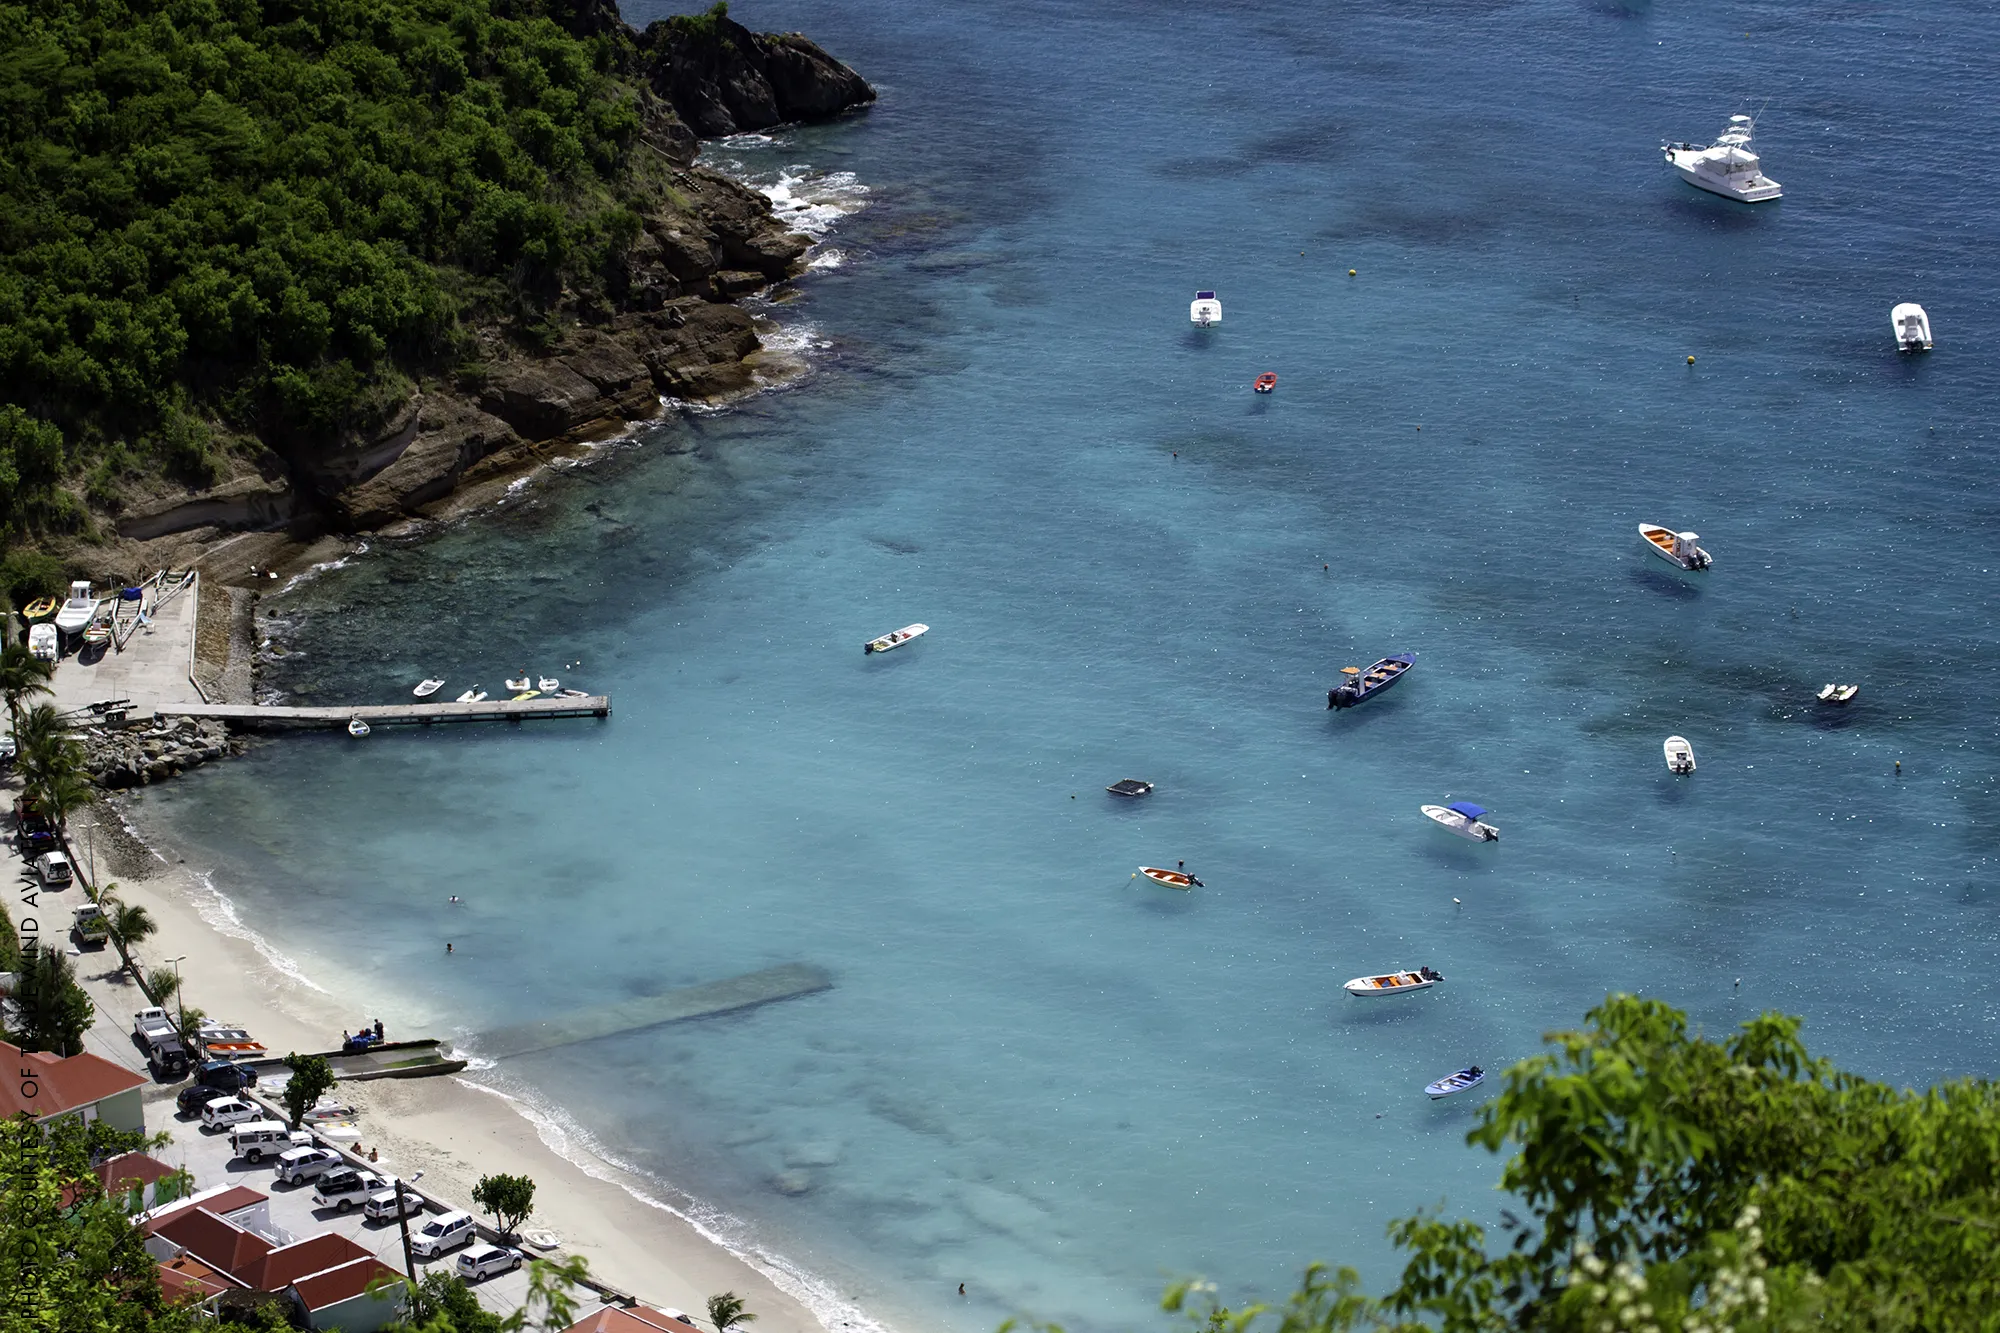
[1329,654,1414,708]
[1422,802,1499,841]
[1639,524,1711,570]
[1344,966,1443,997]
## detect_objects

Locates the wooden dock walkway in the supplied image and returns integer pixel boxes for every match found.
[158,695,610,730]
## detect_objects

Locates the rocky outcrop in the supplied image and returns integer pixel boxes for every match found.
[114,475,300,541]
[637,16,876,138]
[330,397,522,529]
[80,716,242,789]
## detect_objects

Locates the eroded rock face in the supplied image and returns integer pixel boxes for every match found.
[637,18,876,138]
[114,476,299,541]
[331,398,522,529]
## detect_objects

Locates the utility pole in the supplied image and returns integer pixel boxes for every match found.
[165,956,188,1036]
[395,1170,426,1285]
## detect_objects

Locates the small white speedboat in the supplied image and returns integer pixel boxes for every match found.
[1638,523,1711,570]
[1817,683,1858,706]
[347,718,371,737]
[1136,865,1202,890]
[1890,303,1932,352]
[1189,290,1222,326]
[504,676,532,691]
[864,623,928,655]
[1343,966,1443,998]
[559,688,590,699]
[1662,115,1781,202]
[414,678,445,697]
[1425,1066,1486,1099]
[538,676,560,691]
[456,688,488,703]
[1664,735,1696,774]
[1421,802,1499,842]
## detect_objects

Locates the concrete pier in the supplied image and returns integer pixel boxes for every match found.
[158,696,610,729]
[478,963,835,1059]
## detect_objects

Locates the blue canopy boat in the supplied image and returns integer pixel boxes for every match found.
[1421,801,1499,841]
[1328,654,1414,709]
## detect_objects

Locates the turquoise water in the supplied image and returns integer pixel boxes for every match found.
[137,1,2000,1329]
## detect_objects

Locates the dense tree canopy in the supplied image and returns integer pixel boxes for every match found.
[0,0,655,536]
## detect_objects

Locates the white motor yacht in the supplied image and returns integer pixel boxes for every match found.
[52,580,99,634]
[1189,290,1221,326]
[1662,116,1781,203]
[1890,303,1932,352]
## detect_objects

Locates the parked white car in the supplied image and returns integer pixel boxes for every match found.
[200,1097,260,1130]
[274,1146,341,1184]
[363,1188,425,1223]
[409,1210,476,1259]
[455,1245,522,1282]
[34,850,72,887]
[228,1121,309,1163]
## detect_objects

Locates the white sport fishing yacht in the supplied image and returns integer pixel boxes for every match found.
[1662,115,1781,203]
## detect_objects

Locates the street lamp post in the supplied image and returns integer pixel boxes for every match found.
[164,955,188,1037]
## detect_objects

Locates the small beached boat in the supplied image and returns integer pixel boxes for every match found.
[504,675,532,692]
[1664,735,1696,774]
[347,718,371,737]
[1638,523,1711,571]
[1106,779,1154,798]
[1421,802,1499,842]
[1344,966,1443,998]
[1254,373,1277,393]
[538,676,560,691]
[865,623,928,655]
[414,678,445,698]
[1817,683,1859,706]
[1891,303,1932,353]
[1425,1066,1486,1099]
[1189,291,1222,326]
[53,581,99,634]
[1328,654,1414,709]
[28,623,57,662]
[1137,865,1203,890]
[20,596,57,622]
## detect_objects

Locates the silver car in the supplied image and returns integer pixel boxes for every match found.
[363,1188,425,1223]
[274,1146,341,1184]
[455,1245,522,1282]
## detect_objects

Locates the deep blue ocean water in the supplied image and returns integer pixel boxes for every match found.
[136,1,2000,1329]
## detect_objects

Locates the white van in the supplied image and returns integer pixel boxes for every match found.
[229,1121,308,1163]
[408,1209,476,1258]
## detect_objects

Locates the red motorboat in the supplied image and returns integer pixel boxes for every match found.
[1254,373,1278,393]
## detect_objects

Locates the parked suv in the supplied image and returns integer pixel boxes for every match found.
[176,1084,233,1116]
[408,1210,476,1259]
[274,1146,341,1185]
[311,1167,386,1212]
[194,1060,258,1092]
[34,850,72,887]
[364,1188,425,1223]
[455,1246,522,1283]
[229,1121,309,1163]
[199,1096,260,1131]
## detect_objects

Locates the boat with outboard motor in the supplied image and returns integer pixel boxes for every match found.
[1328,654,1414,709]
[53,581,99,635]
[1639,524,1711,571]
[1254,373,1277,393]
[1817,683,1858,706]
[1189,291,1221,326]
[1421,802,1499,842]
[865,623,928,655]
[1137,865,1202,890]
[455,688,489,703]
[1662,115,1782,202]
[347,718,370,737]
[413,679,445,698]
[1107,779,1154,798]
[1891,303,1932,352]
[1344,966,1443,998]
[1664,735,1696,774]
[1425,1066,1486,1099]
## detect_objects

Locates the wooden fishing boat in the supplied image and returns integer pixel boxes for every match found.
[1425,1066,1485,1099]
[20,597,57,622]
[1254,372,1278,393]
[1638,523,1711,570]
[1664,735,1696,774]
[81,623,111,646]
[1817,683,1858,706]
[1106,779,1154,798]
[1137,865,1203,890]
[413,678,445,698]
[1343,966,1443,997]
[865,623,929,655]
[1328,654,1414,709]
[1421,802,1499,842]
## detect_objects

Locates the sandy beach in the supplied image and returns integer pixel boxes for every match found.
[57,796,857,1333]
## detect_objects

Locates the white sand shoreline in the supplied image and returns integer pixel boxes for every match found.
[78,796,890,1333]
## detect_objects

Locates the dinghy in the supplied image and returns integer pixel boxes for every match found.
[1817,683,1858,706]
[1421,802,1499,842]
[414,678,446,698]
[20,597,57,622]
[1328,654,1414,709]
[1344,966,1443,997]
[1425,1066,1486,1099]
[1137,865,1202,890]
[1639,524,1711,570]
[1106,779,1154,798]
[538,676,560,691]
[81,623,111,647]
[504,675,532,692]
[1254,373,1277,393]
[1189,291,1222,326]
[455,688,487,703]
[511,690,541,701]
[1664,735,1696,774]
[347,718,371,737]
[1890,302,1932,352]
[865,623,928,655]
[559,688,591,699]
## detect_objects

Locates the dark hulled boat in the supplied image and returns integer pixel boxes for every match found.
[1328,654,1414,709]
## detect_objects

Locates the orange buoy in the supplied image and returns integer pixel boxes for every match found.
[1254,373,1278,393]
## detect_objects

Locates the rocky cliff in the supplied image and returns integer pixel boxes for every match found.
[97,12,873,572]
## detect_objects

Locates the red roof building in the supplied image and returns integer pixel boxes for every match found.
[562,1306,704,1333]
[0,1039,147,1132]
[141,1195,405,1331]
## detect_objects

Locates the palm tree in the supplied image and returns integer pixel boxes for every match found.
[99,889,155,978]
[707,1293,757,1333]
[27,763,94,833]
[0,642,53,741]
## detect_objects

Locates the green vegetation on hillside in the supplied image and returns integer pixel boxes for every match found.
[0,0,659,540]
